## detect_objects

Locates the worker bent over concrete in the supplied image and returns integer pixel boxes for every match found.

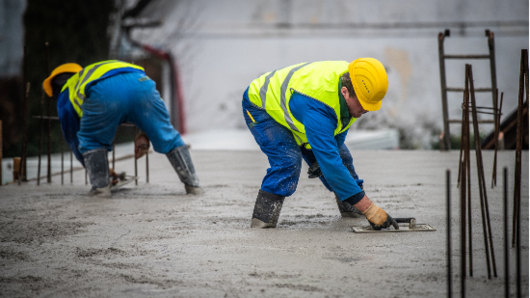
[43,61,203,197]
[243,58,398,230]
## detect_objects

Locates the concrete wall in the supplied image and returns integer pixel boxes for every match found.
[130,0,529,147]
[0,0,26,77]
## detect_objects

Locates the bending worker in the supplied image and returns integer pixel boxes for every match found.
[43,60,202,197]
[242,58,399,230]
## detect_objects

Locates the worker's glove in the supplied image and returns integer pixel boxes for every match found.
[109,168,119,186]
[307,161,322,178]
[135,131,150,159]
[362,203,399,230]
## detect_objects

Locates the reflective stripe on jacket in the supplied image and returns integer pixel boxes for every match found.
[247,61,356,149]
[61,60,144,117]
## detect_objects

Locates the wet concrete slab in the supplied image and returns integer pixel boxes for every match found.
[0,150,528,297]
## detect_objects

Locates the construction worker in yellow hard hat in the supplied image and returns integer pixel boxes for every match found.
[242,58,399,230]
[43,60,203,197]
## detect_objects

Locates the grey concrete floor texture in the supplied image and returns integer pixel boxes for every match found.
[0,150,528,298]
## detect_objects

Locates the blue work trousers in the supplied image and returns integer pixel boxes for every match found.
[242,97,359,197]
[78,72,185,154]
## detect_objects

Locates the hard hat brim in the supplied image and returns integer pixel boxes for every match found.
[43,63,82,97]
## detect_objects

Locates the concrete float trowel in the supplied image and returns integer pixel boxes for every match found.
[111,172,138,190]
[351,218,436,233]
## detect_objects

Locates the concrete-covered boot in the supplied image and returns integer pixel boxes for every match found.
[251,189,285,228]
[83,148,111,198]
[335,195,365,218]
[166,145,203,195]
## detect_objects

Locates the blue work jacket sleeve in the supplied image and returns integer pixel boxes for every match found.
[335,129,348,148]
[57,92,85,167]
[304,107,363,201]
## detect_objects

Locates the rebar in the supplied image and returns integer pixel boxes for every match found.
[134,126,138,186]
[19,82,30,185]
[37,90,45,186]
[61,139,64,185]
[468,64,497,279]
[492,91,504,188]
[438,32,451,150]
[460,161,466,298]
[146,148,149,183]
[512,49,520,247]
[0,120,2,186]
[446,169,452,298]
[46,42,52,184]
[463,66,473,276]
[503,167,509,298]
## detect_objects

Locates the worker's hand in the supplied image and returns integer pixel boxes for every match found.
[135,132,150,159]
[109,168,119,186]
[307,161,322,178]
[363,203,399,230]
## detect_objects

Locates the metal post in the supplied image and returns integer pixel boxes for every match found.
[446,169,452,298]
[463,72,473,277]
[46,42,52,184]
[460,161,466,298]
[492,91,504,188]
[503,167,509,298]
[438,30,451,150]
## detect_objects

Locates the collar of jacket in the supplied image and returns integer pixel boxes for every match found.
[338,79,351,120]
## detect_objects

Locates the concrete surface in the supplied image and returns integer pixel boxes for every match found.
[0,149,528,297]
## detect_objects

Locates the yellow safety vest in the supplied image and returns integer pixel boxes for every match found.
[248,61,356,149]
[61,60,144,117]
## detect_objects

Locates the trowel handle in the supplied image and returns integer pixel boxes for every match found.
[394,218,416,223]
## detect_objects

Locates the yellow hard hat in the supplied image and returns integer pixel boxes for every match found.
[43,63,82,97]
[348,58,388,111]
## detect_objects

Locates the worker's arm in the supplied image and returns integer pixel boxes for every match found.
[57,92,85,167]
[304,107,364,202]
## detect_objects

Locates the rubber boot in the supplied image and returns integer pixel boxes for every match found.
[83,148,111,198]
[250,189,285,228]
[166,145,203,195]
[335,194,365,218]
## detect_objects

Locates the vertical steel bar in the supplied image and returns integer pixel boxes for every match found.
[0,120,2,186]
[134,126,138,186]
[438,32,451,150]
[468,64,493,279]
[112,139,116,170]
[512,49,526,247]
[491,89,499,187]
[37,92,45,185]
[487,31,498,121]
[146,148,149,183]
[446,169,452,298]
[19,82,30,185]
[70,151,73,184]
[460,161,466,298]
[464,68,473,277]
[492,91,504,188]
[503,167,509,298]
[46,42,52,184]
[61,139,64,185]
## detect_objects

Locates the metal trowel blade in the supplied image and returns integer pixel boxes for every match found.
[351,223,436,233]
[111,176,138,190]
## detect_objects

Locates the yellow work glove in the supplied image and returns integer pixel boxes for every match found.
[362,203,399,230]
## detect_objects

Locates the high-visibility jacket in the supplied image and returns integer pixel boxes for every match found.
[61,60,144,118]
[248,61,356,149]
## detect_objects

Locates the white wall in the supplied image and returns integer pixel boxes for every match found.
[130,0,529,148]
